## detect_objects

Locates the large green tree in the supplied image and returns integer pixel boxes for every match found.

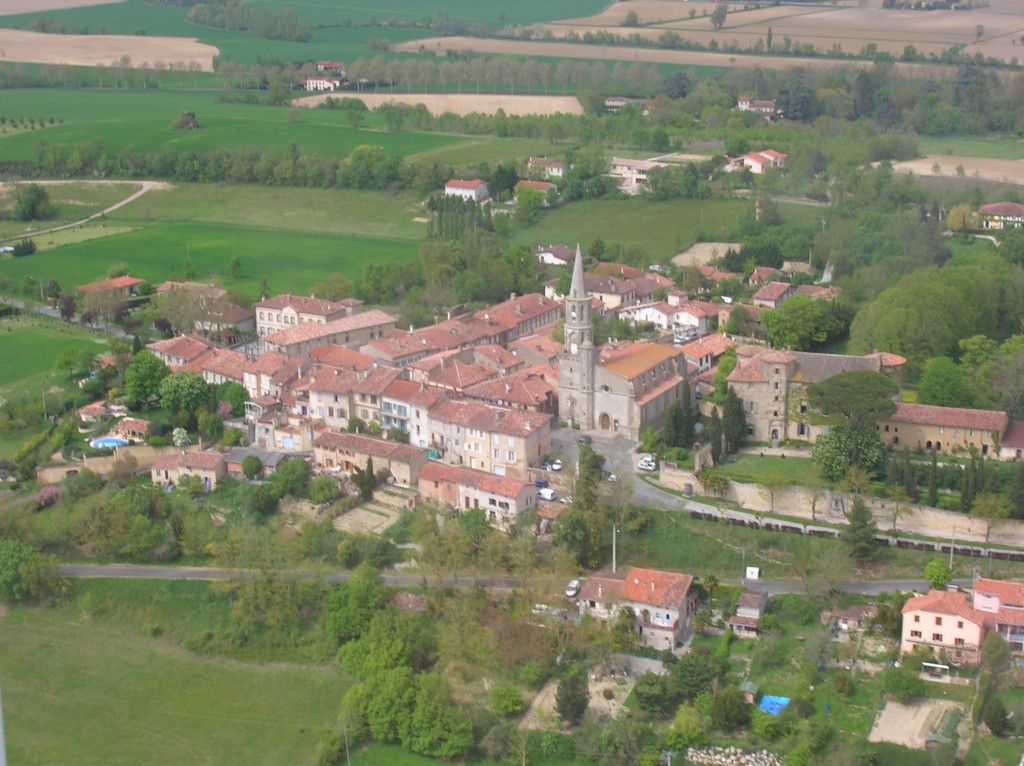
[0,540,67,603]
[807,370,898,428]
[325,564,390,647]
[722,387,747,454]
[811,426,887,482]
[556,666,590,725]
[159,370,211,416]
[843,497,880,563]
[762,296,843,351]
[917,356,975,407]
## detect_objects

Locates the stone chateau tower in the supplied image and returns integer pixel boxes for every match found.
[558,245,596,429]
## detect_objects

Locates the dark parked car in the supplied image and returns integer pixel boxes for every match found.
[577,434,592,445]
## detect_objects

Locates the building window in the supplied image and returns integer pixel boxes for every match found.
[935,616,942,626]
[800,402,807,414]
[911,630,922,638]
[914,615,920,623]
[932,633,943,642]
[957,621,964,629]
[955,638,965,646]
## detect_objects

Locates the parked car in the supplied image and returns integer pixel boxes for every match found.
[539,487,556,501]
[565,579,582,598]
[577,434,592,445]
[551,459,563,472]
[535,478,548,489]
[606,473,619,483]
[638,458,657,472]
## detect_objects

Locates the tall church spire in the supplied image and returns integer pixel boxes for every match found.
[569,243,586,299]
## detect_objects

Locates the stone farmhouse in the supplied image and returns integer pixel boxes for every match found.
[979,201,1024,230]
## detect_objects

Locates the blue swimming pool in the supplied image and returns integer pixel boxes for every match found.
[90,436,129,449]
[759,695,790,716]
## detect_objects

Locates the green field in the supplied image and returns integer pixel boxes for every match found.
[918,134,1024,161]
[0,222,419,298]
[0,318,108,391]
[0,580,346,766]
[511,198,753,259]
[0,90,464,162]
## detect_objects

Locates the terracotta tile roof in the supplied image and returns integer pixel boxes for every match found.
[309,345,377,372]
[865,352,907,368]
[428,360,496,391]
[202,303,254,326]
[265,309,396,347]
[600,342,683,381]
[509,333,563,363]
[147,335,213,365]
[794,285,840,300]
[679,333,735,360]
[578,575,626,603]
[244,351,291,376]
[750,266,782,283]
[155,281,227,299]
[256,294,348,316]
[117,417,150,434]
[475,293,559,332]
[79,401,107,416]
[620,567,693,608]
[473,344,522,370]
[463,369,554,407]
[516,179,555,192]
[430,399,552,437]
[419,461,532,498]
[445,178,487,189]
[594,262,642,280]
[366,330,440,361]
[677,300,720,319]
[728,615,761,628]
[75,275,144,293]
[314,431,425,463]
[974,579,1024,607]
[297,366,359,395]
[383,379,448,408]
[889,402,1009,433]
[695,265,738,282]
[582,273,633,296]
[611,157,668,171]
[636,374,685,406]
[736,592,766,610]
[902,589,983,625]
[352,365,402,394]
[727,355,768,383]
[752,281,793,303]
[980,202,1024,217]
[1002,421,1024,449]
[185,347,246,381]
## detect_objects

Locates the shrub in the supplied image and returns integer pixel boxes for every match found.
[833,668,854,696]
[489,681,525,717]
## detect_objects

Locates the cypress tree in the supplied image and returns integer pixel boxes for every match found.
[1011,462,1024,520]
[678,381,695,447]
[663,403,679,449]
[927,448,938,507]
[708,407,723,464]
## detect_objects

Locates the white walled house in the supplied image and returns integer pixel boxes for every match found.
[444,179,489,202]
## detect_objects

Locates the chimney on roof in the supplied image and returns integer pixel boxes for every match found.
[408,325,413,335]
[650,580,655,593]
[510,292,517,301]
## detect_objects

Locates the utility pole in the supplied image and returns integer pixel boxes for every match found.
[612,525,618,574]
[0,680,7,766]
[949,527,955,571]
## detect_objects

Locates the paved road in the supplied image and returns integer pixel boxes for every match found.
[59,564,970,597]
[1,295,130,338]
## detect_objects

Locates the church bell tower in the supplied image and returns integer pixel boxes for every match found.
[558,245,596,429]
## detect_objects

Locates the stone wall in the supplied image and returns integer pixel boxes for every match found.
[36,445,179,485]
[661,462,1024,548]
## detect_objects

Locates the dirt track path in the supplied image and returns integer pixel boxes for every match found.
[0,180,169,243]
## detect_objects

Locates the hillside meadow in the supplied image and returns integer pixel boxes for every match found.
[0,579,347,766]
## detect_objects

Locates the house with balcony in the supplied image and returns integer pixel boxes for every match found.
[417,461,537,531]
[313,431,427,486]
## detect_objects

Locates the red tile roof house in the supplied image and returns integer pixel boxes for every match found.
[444,178,489,203]
[417,461,538,531]
[147,335,214,370]
[901,589,986,663]
[527,156,567,179]
[263,309,397,356]
[577,567,699,651]
[151,450,227,491]
[533,244,575,266]
[75,275,145,297]
[979,201,1024,230]
[114,418,150,441]
[751,281,795,309]
[876,402,1010,458]
[728,591,769,639]
[313,431,428,487]
[515,179,556,204]
[254,294,355,338]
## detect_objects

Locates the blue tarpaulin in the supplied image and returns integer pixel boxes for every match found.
[759,695,790,716]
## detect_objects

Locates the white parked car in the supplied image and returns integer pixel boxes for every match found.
[538,487,557,501]
[638,458,657,472]
[551,459,563,472]
[565,579,582,598]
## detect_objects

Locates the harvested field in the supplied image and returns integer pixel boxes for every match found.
[672,241,742,269]
[333,502,402,536]
[296,91,583,117]
[868,699,962,749]
[0,0,118,13]
[553,0,699,27]
[0,28,215,69]
[893,155,1024,186]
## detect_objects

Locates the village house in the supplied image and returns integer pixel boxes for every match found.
[114,417,150,441]
[693,264,740,286]
[533,243,575,266]
[737,95,778,119]
[255,294,356,338]
[155,281,226,304]
[352,366,404,426]
[527,156,567,180]
[444,178,489,202]
[545,272,636,311]
[309,344,377,373]
[577,575,627,625]
[151,450,227,491]
[381,379,448,448]
[620,568,699,650]
[304,76,343,91]
[184,347,247,386]
[734,150,789,175]
[751,281,795,309]
[728,591,769,639]
[147,335,214,370]
[312,431,428,486]
[876,402,1009,458]
[463,368,557,414]
[428,399,552,479]
[515,179,556,204]
[972,578,1024,652]
[224,447,294,479]
[608,157,668,191]
[316,60,346,73]
[678,333,736,374]
[75,275,145,298]
[979,201,1024,230]
[901,589,986,663]
[262,309,397,356]
[291,365,359,432]
[728,347,906,445]
[195,301,256,337]
[417,461,538,531]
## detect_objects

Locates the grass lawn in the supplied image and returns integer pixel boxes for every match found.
[918,134,1024,161]
[0,317,108,390]
[709,454,828,489]
[962,734,1024,766]
[0,222,419,299]
[0,580,347,766]
[0,182,140,241]
[0,90,464,162]
[107,183,426,241]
